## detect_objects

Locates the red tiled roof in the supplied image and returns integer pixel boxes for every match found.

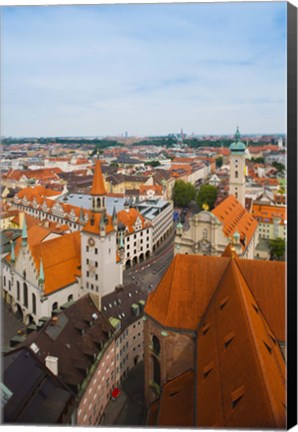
[252,203,286,225]
[212,195,258,250]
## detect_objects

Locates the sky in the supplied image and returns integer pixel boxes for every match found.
[2,1,287,137]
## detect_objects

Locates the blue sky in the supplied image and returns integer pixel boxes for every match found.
[2,2,287,137]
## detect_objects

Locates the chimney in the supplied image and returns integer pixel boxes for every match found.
[45,355,58,376]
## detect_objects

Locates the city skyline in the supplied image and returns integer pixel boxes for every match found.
[2,2,287,137]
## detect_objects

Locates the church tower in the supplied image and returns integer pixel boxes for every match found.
[81,159,122,308]
[229,127,246,207]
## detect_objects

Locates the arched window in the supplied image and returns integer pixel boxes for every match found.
[203,229,208,239]
[32,293,36,315]
[152,356,161,386]
[17,281,20,300]
[152,335,161,356]
[97,197,101,208]
[235,171,239,178]
[52,302,58,311]
[23,283,28,308]
[68,294,73,302]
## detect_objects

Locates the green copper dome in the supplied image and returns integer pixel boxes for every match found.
[229,127,246,153]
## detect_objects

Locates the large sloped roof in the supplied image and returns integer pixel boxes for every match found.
[145,254,230,331]
[196,259,286,429]
[90,160,106,196]
[212,195,258,250]
[156,370,194,427]
[145,254,285,340]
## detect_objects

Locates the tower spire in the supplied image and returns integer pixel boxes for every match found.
[91,159,107,213]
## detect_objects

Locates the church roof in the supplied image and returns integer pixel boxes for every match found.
[196,258,286,428]
[155,370,194,427]
[147,254,286,429]
[212,195,258,250]
[145,254,231,331]
[90,160,107,196]
[145,254,285,341]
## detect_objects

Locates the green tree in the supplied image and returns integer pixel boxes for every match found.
[272,161,285,172]
[144,160,161,167]
[196,184,218,210]
[269,237,286,261]
[172,180,196,207]
[215,156,223,168]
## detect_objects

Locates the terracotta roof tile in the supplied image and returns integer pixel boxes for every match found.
[212,195,258,249]
[252,204,286,225]
[145,254,230,331]
[117,208,149,234]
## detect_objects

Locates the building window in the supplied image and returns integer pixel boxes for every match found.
[52,302,58,311]
[235,171,238,178]
[86,246,89,252]
[152,356,161,386]
[68,294,73,302]
[152,335,161,355]
[95,248,98,255]
[23,283,28,308]
[32,293,36,315]
[17,281,20,300]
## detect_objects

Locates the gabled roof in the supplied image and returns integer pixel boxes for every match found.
[196,258,286,429]
[90,160,106,196]
[3,347,74,424]
[117,208,149,234]
[212,195,258,250]
[17,295,114,393]
[5,230,81,296]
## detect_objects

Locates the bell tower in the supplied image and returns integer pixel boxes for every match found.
[229,127,246,207]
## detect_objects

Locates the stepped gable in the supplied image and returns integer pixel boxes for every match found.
[196,258,285,428]
[144,254,230,331]
[6,230,81,296]
[90,160,106,196]
[212,195,258,249]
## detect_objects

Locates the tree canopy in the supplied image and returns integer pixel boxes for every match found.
[172,180,196,207]
[215,156,223,168]
[196,184,218,210]
[269,237,286,261]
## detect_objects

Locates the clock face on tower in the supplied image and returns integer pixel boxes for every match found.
[88,237,95,247]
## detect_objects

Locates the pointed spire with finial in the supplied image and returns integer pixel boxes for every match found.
[112,205,117,230]
[10,241,15,264]
[235,126,241,142]
[22,217,28,247]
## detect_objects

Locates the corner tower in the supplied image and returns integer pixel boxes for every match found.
[229,127,246,207]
